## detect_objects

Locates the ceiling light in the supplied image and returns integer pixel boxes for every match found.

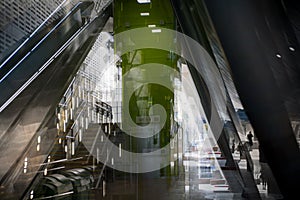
[137,0,151,3]
[276,54,281,58]
[289,46,295,51]
[140,12,150,16]
[152,29,161,33]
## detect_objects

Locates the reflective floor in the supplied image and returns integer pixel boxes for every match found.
[69,148,279,200]
[28,137,279,200]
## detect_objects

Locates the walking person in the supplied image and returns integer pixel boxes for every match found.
[246,131,254,150]
[231,139,235,153]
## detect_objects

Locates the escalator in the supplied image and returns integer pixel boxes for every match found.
[0,1,112,199]
[0,1,93,112]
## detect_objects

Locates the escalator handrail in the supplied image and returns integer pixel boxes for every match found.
[0,1,93,83]
[0,0,70,70]
[0,2,95,113]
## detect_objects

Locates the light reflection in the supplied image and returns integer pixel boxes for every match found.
[79,129,82,142]
[81,117,84,129]
[137,0,151,3]
[119,143,122,157]
[24,157,28,174]
[140,12,150,16]
[185,185,190,192]
[72,97,75,108]
[30,190,34,199]
[97,113,100,123]
[103,180,106,197]
[44,168,47,176]
[85,117,89,129]
[289,46,295,51]
[65,109,68,122]
[97,148,99,163]
[151,29,161,33]
[170,161,174,167]
[71,142,75,155]
[183,160,189,166]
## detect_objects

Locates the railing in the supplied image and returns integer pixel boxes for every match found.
[56,60,113,160]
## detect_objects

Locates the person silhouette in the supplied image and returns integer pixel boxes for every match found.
[231,139,235,153]
[247,131,254,146]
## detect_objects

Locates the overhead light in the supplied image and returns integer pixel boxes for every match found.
[289,46,295,51]
[140,12,150,16]
[148,24,156,28]
[276,54,281,58]
[152,29,161,33]
[137,0,151,3]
